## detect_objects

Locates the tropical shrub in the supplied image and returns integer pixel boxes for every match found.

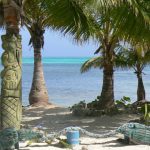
[70,96,119,117]
[115,96,131,108]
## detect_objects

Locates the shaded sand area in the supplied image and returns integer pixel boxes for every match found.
[20,106,150,150]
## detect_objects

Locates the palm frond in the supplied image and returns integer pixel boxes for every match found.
[110,1,150,41]
[115,42,150,71]
[94,46,103,54]
[45,0,91,41]
[81,56,104,73]
[114,51,130,69]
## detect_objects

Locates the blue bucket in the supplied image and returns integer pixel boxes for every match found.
[66,130,79,145]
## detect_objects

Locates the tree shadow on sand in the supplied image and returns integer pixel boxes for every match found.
[81,138,136,148]
[22,106,139,134]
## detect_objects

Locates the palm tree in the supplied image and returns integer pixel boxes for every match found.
[116,43,150,101]
[24,0,50,106]
[0,0,24,129]
[81,13,122,110]
[23,0,91,106]
[80,0,150,110]
[81,47,122,110]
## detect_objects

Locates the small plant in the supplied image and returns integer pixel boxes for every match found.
[70,96,118,116]
[115,96,131,108]
[57,138,72,149]
[141,104,150,125]
[70,101,87,116]
[70,100,87,111]
[70,99,104,116]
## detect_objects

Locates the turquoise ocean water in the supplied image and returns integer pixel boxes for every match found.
[22,57,90,64]
[2,57,150,107]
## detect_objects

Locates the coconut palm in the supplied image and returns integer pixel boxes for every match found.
[116,43,150,101]
[80,0,150,110]
[81,47,121,110]
[81,15,121,109]
[23,0,91,106]
[23,0,50,106]
[82,43,150,104]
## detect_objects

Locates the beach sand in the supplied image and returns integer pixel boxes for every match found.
[20,106,150,150]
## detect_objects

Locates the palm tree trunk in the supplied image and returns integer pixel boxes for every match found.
[99,66,115,109]
[29,47,49,106]
[0,3,22,130]
[137,72,145,101]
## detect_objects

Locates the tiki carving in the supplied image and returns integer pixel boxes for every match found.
[0,34,22,129]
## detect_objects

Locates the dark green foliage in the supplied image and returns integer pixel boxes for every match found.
[44,0,90,40]
[70,96,143,117]
[87,96,101,110]
[70,100,89,116]
[115,96,131,108]
[70,97,119,117]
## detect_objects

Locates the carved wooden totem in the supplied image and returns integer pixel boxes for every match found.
[0,34,22,129]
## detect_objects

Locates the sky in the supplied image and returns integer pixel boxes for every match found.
[0,28,98,58]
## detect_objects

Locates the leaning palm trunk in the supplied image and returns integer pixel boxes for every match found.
[137,72,145,101]
[0,2,22,130]
[99,66,115,109]
[29,42,49,106]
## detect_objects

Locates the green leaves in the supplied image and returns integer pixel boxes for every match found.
[44,0,90,40]
[23,0,92,42]
[116,43,150,72]
[144,104,150,125]
[110,0,150,41]
[81,56,104,73]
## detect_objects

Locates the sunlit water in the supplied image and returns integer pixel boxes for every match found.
[1,57,150,107]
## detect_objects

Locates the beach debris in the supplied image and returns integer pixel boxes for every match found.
[116,123,150,145]
[24,123,150,145]
[0,122,150,149]
[0,127,19,150]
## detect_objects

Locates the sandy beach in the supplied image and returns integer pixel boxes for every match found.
[19,105,150,150]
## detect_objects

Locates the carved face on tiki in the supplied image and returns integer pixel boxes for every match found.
[1,35,18,67]
[3,70,19,90]
[2,35,17,50]
[6,70,16,80]
[1,51,15,67]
